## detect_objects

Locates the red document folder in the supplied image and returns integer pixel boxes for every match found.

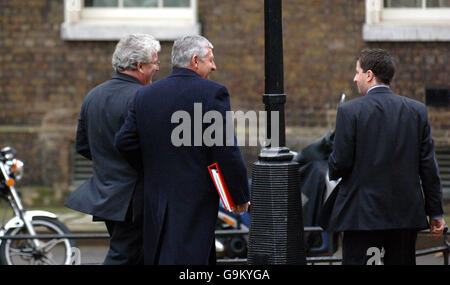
[208,163,236,212]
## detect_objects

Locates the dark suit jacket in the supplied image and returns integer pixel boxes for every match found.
[327,86,443,232]
[114,68,250,265]
[65,73,144,222]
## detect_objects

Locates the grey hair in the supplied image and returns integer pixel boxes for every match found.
[112,34,161,73]
[171,35,214,68]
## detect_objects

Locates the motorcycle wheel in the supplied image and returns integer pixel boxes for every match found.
[0,216,77,265]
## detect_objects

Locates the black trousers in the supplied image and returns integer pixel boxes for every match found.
[342,229,418,265]
[103,207,143,265]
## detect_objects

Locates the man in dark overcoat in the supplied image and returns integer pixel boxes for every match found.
[65,34,161,264]
[327,48,445,265]
[114,35,250,265]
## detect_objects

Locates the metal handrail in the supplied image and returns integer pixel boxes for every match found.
[0,233,110,239]
[0,226,447,265]
[215,227,449,265]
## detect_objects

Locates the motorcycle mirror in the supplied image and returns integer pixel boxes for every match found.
[337,93,346,108]
[1,146,17,160]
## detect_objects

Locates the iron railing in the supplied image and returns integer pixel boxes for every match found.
[213,226,449,265]
[0,226,447,265]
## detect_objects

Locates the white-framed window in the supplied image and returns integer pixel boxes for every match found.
[61,0,201,41]
[364,0,450,41]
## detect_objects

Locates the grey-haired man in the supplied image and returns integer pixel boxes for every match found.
[65,34,161,265]
[115,35,250,264]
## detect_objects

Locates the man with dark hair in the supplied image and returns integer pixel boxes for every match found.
[356,49,396,85]
[327,48,446,265]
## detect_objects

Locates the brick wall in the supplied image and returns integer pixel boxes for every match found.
[200,0,449,128]
[0,0,448,200]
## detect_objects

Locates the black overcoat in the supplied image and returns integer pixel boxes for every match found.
[327,86,443,232]
[114,68,250,265]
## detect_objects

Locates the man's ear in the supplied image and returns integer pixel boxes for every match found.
[366,69,375,82]
[190,55,199,68]
[137,62,144,73]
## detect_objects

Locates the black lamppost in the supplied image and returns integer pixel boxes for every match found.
[247,0,306,265]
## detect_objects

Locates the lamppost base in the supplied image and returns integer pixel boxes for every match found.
[248,147,306,265]
[258,146,295,162]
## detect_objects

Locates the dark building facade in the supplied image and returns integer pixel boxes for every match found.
[0,0,449,205]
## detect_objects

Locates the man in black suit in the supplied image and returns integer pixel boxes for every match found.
[65,34,161,264]
[328,49,445,265]
[114,35,250,265]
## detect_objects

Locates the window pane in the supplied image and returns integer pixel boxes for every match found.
[426,0,450,7]
[384,0,422,7]
[84,0,118,7]
[124,0,158,7]
[163,0,190,7]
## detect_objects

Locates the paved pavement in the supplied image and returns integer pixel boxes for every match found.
[56,211,108,264]
[58,211,107,233]
[310,247,448,265]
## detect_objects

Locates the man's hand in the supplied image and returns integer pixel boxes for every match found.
[430,218,446,239]
[232,202,250,215]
